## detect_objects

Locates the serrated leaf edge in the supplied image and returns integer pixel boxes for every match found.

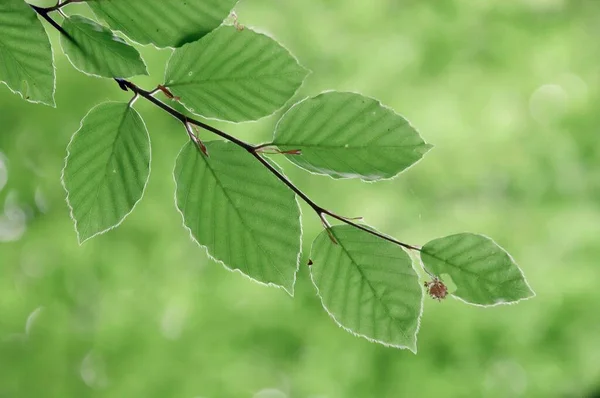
[271,90,432,183]
[172,141,303,296]
[61,101,152,245]
[419,233,536,308]
[163,23,311,125]
[309,223,424,353]
[59,14,149,79]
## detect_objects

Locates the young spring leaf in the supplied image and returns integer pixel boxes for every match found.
[165,25,309,122]
[62,102,151,244]
[420,233,535,306]
[60,15,147,78]
[174,141,301,294]
[0,0,55,106]
[88,0,237,48]
[310,225,422,352]
[272,92,431,181]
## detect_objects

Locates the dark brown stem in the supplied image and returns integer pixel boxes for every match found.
[324,211,421,251]
[29,5,70,37]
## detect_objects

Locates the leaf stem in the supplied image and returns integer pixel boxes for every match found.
[127,93,139,108]
[43,0,83,13]
[30,6,422,253]
[253,143,273,151]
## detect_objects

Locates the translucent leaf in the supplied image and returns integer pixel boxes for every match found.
[420,233,535,306]
[165,25,309,122]
[174,141,302,294]
[310,225,422,351]
[272,92,431,181]
[0,0,55,106]
[88,0,237,48]
[60,15,147,78]
[62,102,151,243]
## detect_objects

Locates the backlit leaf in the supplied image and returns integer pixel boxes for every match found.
[272,92,431,181]
[62,102,151,243]
[165,25,309,122]
[0,0,55,106]
[420,233,535,306]
[174,141,301,294]
[61,15,147,78]
[88,0,238,48]
[310,225,422,351]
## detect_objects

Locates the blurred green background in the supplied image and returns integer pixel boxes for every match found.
[1,0,600,397]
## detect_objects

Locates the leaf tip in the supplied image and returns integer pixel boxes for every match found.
[282,284,295,297]
[76,229,93,246]
[408,342,418,354]
[515,284,536,303]
[300,64,313,80]
[44,97,57,108]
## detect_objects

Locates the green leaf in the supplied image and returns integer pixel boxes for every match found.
[88,0,237,48]
[0,0,55,106]
[310,225,422,351]
[62,102,151,244]
[420,233,535,306]
[60,15,147,78]
[272,92,431,181]
[174,141,302,294]
[165,25,309,122]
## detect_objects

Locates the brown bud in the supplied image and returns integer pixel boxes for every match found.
[424,278,448,301]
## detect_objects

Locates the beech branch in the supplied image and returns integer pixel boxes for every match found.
[31,3,421,253]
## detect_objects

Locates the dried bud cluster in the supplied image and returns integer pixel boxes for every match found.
[424,278,448,301]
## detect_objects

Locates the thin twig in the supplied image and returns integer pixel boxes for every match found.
[43,0,83,13]
[253,143,273,151]
[325,211,421,251]
[30,7,422,253]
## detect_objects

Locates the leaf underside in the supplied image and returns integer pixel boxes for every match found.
[88,0,238,48]
[310,225,422,351]
[62,102,151,243]
[0,0,55,106]
[420,233,535,306]
[61,15,148,78]
[273,91,431,181]
[165,25,309,122]
[174,141,301,294]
